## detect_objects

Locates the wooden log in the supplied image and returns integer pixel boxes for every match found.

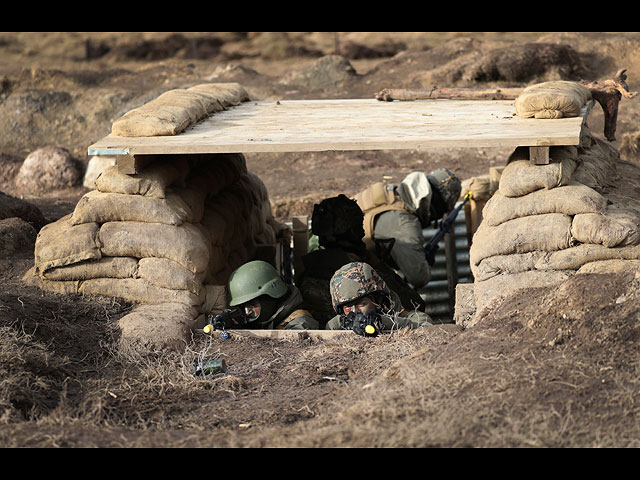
[375,86,523,102]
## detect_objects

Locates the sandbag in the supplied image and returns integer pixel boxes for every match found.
[226,182,252,218]
[246,171,270,204]
[514,81,592,119]
[79,277,204,306]
[111,91,207,137]
[99,221,209,274]
[537,243,640,271]
[186,153,247,195]
[571,211,640,248]
[206,245,227,278]
[95,157,190,198]
[170,185,207,224]
[71,190,192,226]
[460,175,492,201]
[200,204,229,246]
[471,251,548,282]
[255,223,277,245]
[187,83,250,110]
[470,213,573,267]
[199,284,228,314]
[236,174,261,208]
[136,257,205,295]
[111,83,249,137]
[604,161,640,213]
[118,303,201,352]
[483,182,606,226]
[22,266,80,295]
[572,136,619,191]
[43,257,138,281]
[35,214,101,274]
[499,156,577,198]
[577,259,640,275]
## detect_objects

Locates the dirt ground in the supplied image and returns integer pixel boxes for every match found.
[1,32,640,448]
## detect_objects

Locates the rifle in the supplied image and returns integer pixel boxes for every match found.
[203,308,249,338]
[424,191,473,266]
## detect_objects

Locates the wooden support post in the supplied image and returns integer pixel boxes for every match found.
[530,146,550,165]
[464,198,486,245]
[116,154,159,174]
[292,216,309,284]
[443,219,458,316]
[464,202,474,247]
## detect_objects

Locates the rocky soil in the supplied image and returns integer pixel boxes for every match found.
[1,32,639,447]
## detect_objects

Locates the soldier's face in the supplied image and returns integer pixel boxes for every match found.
[243,298,261,321]
[342,296,375,315]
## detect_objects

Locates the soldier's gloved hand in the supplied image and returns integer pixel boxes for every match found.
[352,310,381,337]
[339,311,356,331]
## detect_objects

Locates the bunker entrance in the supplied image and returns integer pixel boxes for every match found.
[26,81,640,346]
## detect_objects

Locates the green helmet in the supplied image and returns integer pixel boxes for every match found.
[427,168,462,212]
[329,262,389,314]
[228,260,287,307]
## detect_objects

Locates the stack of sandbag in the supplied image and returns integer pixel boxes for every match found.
[111,83,250,137]
[24,153,287,348]
[464,131,640,324]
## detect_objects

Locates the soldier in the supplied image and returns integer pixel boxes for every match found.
[297,194,425,328]
[325,261,433,335]
[354,168,462,289]
[225,260,319,330]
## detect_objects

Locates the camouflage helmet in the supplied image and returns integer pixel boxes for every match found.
[329,262,389,314]
[427,168,462,212]
[228,260,287,307]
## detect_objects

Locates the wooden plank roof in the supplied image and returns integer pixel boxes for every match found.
[88,98,590,156]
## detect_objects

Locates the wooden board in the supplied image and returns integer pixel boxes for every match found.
[88,98,589,156]
[200,323,462,341]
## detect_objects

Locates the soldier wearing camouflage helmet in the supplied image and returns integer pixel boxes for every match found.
[226,260,318,330]
[325,261,432,334]
[354,168,462,289]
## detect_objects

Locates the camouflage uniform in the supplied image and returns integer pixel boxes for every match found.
[325,262,433,331]
[357,168,462,289]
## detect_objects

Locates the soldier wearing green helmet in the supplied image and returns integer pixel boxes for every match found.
[325,261,433,334]
[354,168,462,290]
[227,260,318,330]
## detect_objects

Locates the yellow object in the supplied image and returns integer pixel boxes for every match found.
[203,324,214,334]
[365,325,376,335]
